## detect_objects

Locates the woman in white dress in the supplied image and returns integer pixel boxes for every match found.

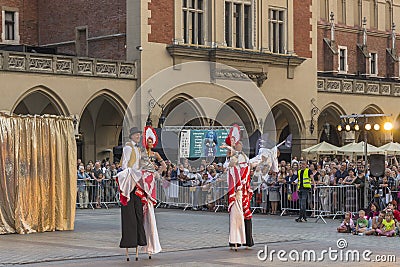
[135,126,166,259]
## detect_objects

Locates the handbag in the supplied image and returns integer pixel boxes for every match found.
[291,190,299,201]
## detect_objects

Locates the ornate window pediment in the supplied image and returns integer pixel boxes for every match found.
[166,45,306,86]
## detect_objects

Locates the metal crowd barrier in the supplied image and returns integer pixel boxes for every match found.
[155,178,229,211]
[280,184,359,223]
[77,176,390,223]
[76,178,119,209]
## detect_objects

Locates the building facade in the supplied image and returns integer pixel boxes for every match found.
[317,0,400,147]
[0,0,399,162]
[0,0,137,161]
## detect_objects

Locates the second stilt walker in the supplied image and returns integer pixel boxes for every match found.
[135,126,166,259]
[222,125,246,251]
[235,140,254,248]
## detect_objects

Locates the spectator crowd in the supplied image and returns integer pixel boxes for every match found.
[76,155,400,227]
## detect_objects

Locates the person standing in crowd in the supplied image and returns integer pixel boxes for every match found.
[295,161,314,222]
[103,162,114,203]
[92,161,104,209]
[221,126,246,251]
[317,168,330,213]
[117,127,147,261]
[267,172,280,215]
[135,125,166,259]
[77,165,90,209]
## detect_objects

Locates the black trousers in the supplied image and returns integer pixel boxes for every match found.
[244,219,254,247]
[120,190,147,248]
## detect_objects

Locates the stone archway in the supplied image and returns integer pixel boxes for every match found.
[79,91,126,163]
[357,105,385,146]
[318,103,344,146]
[161,94,206,127]
[270,100,304,157]
[215,97,258,135]
[12,87,68,115]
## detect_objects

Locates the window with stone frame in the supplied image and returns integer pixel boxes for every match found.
[224,0,252,49]
[369,52,378,76]
[338,46,348,73]
[268,8,285,54]
[2,10,19,43]
[182,0,205,45]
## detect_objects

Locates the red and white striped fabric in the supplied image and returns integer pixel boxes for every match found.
[240,162,253,220]
[134,171,157,215]
[228,165,241,212]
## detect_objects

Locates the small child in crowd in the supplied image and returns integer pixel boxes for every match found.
[337,211,354,233]
[376,212,396,237]
[354,210,368,235]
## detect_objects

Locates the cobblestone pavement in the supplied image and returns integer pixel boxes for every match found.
[0,208,398,266]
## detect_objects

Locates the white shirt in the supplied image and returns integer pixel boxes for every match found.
[121,141,140,170]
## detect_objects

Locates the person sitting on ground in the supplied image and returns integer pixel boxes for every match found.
[364,210,385,236]
[337,211,354,233]
[366,202,380,220]
[385,200,400,234]
[376,212,396,237]
[353,210,368,235]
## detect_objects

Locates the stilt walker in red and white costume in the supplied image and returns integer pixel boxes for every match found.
[135,126,166,259]
[235,140,254,247]
[221,125,246,251]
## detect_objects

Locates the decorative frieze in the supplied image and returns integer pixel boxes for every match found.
[326,80,340,92]
[0,51,136,79]
[394,86,400,96]
[214,68,248,80]
[96,62,117,76]
[8,55,25,70]
[318,76,399,97]
[77,61,93,75]
[119,63,136,78]
[29,57,52,72]
[56,59,73,74]
[381,84,391,95]
[342,81,353,93]
[317,79,324,91]
[367,83,379,94]
[355,83,365,94]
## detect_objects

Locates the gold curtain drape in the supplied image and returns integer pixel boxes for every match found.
[0,114,76,234]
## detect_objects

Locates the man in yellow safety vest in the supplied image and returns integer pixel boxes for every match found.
[295,161,314,222]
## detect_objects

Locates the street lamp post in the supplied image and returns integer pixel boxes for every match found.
[338,113,392,208]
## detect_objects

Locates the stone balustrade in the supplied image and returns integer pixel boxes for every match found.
[0,51,136,79]
[317,76,400,96]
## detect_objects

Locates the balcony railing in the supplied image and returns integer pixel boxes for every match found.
[0,51,136,79]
